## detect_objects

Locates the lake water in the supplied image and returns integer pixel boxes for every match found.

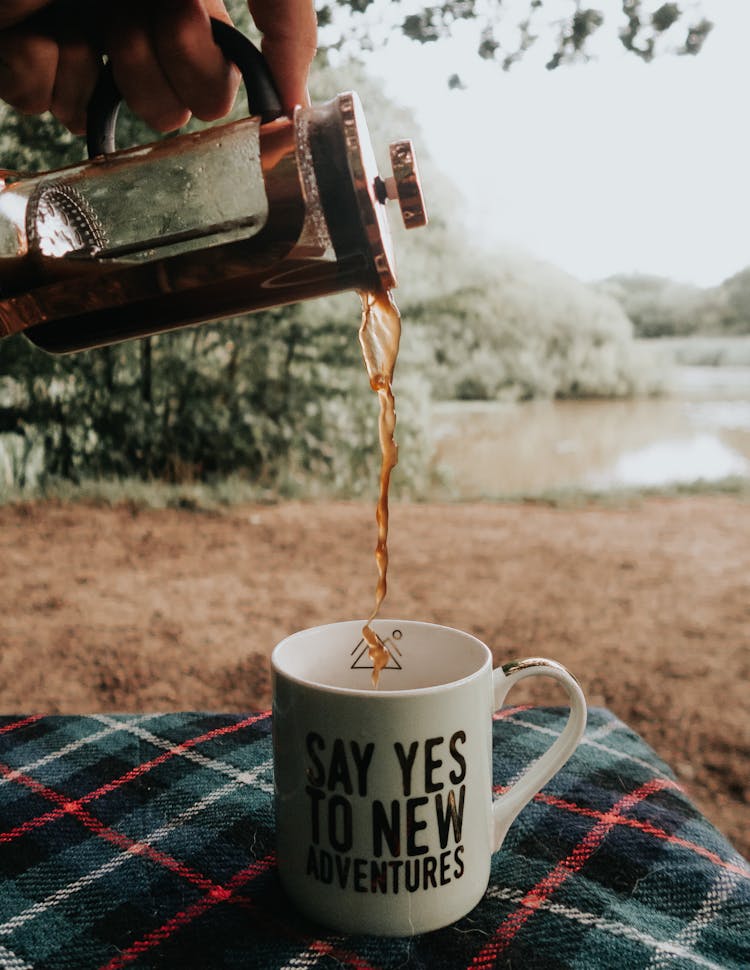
[429,366,750,498]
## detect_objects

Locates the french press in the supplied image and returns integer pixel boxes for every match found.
[0,20,427,354]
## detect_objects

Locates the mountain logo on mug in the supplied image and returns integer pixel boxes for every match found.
[350,628,403,670]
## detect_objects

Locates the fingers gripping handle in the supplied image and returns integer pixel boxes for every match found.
[491,658,587,851]
[86,18,283,158]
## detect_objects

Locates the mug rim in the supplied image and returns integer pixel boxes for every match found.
[271,618,492,698]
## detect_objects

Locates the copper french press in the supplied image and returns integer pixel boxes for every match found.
[0,19,427,354]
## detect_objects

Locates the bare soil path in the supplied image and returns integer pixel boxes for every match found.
[1,496,748,857]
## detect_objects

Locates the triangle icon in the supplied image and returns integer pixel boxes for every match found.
[350,635,403,671]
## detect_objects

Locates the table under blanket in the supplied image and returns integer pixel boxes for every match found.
[0,707,747,970]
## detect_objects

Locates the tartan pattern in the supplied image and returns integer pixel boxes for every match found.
[0,708,746,970]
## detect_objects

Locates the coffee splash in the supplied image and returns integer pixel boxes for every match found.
[358,288,401,686]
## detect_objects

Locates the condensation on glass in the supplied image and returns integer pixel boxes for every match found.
[0,92,426,353]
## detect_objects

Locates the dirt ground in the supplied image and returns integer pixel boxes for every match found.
[0,496,748,858]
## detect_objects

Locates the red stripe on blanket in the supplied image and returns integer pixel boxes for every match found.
[493,705,534,721]
[469,777,677,968]
[536,792,750,880]
[0,712,268,843]
[307,939,379,969]
[98,853,277,970]
[80,712,270,804]
[0,761,220,892]
[0,715,42,735]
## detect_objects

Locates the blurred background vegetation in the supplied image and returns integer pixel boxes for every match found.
[0,0,746,503]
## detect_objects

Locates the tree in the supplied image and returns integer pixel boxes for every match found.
[0,13,675,495]
[597,274,704,338]
[316,0,713,77]
[600,271,750,338]
[0,61,437,493]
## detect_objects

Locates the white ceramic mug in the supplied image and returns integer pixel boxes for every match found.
[272,619,587,936]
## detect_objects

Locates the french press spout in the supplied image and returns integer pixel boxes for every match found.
[0,20,427,354]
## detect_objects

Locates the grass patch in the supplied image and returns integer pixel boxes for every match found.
[2,474,748,512]
[0,475,280,513]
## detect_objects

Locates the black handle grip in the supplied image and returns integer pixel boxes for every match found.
[86,18,283,158]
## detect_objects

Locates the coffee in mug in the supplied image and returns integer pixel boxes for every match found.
[272,619,586,936]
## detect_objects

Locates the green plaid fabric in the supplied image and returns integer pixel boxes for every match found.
[0,707,747,969]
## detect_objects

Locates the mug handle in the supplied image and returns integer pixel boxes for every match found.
[491,658,587,851]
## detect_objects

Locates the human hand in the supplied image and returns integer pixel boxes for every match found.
[0,0,317,135]
[247,0,317,111]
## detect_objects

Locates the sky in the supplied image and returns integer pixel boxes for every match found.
[359,0,750,288]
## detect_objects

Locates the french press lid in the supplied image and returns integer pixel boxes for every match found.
[85,20,428,292]
[336,92,427,290]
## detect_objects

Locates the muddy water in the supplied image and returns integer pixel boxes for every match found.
[430,367,750,498]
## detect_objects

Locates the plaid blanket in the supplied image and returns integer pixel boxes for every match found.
[0,707,747,970]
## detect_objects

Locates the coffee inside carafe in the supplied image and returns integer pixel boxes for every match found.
[0,89,426,356]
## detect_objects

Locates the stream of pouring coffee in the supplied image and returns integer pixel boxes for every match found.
[358,288,401,686]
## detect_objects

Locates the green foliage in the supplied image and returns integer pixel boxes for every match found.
[0,109,84,172]
[319,0,712,78]
[314,63,662,405]
[0,54,663,494]
[619,1,712,61]
[402,253,663,402]
[716,268,750,334]
[0,294,434,497]
[601,271,750,337]
[598,274,705,337]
